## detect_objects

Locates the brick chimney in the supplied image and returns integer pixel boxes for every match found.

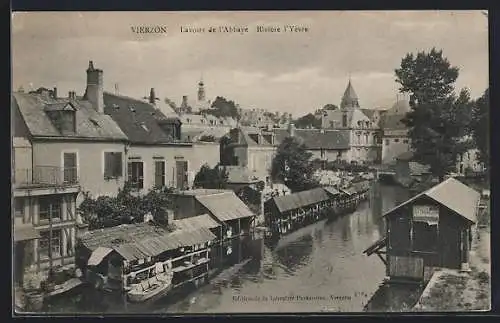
[84,60,104,113]
[68,91,76,100]
[52,87,57,99]
[149,88,156,105]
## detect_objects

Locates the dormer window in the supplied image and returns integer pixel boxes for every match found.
[365,121,370,128]
[44,102,77,134]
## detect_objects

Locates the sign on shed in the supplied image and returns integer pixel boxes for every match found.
[413,205,439,225]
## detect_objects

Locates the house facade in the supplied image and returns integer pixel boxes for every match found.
[104,86,221,192]
[380,99,412,164]
[221,127,277,181]
[13,137,81,286]
[273,125,352,162]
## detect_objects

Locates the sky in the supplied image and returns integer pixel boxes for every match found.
[11,11,488,117]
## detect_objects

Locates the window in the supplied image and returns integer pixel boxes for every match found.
[15,198,24,218]
[394,138,400,143]
[342,114,347,128]
[385,139,390,145]
[38,196,61,222]
[39,229,61,260]
[128,162,144,190]
[365,134,369,144]
[403,140,409,144]
[104,152,123,179]
[63,152,78,183]
[154,161,166,188]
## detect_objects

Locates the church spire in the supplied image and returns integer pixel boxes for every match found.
[197,75,206,102]
[340,78,359,109]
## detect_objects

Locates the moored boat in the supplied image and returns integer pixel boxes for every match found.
[127,262,173,303]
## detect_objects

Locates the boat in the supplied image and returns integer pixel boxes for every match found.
[127,262,173,303]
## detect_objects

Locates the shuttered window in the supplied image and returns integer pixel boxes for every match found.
[154,161,166,188]
[104,152,123,179]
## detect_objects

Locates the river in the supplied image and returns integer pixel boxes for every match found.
[45,183,413,314]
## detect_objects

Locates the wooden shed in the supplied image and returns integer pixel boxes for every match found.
[363,178,480,283]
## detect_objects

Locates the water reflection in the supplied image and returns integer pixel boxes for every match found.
[45,184,411,313]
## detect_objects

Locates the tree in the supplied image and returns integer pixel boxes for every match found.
[294,113,322,129]
[271,136,319,192]
[208,96,240,119]
[470,88,489,171]
[322,104,339,110]
[395,48,472,180]
[193,163,229,189]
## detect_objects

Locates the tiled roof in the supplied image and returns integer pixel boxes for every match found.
[383,177,480,224]
[323,186,341,196]
[12,92,127,141]
[272,128,350,150]
[322,108,373,129]
[228,127,273,147]
[195,191,255,221]
[103,92,183,144]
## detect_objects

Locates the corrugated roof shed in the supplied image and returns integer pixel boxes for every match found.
[269,187,330,213]
[195,191,255,221]
[383,177,480,224]
[173,214,221,231]
[78,223,216,261]
[12,92,127,140]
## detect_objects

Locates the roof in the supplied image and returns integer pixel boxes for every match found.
[195,191,255,221]
[396,151,414,161]
[103,92,183,144]
[78,222,216,260]
[342,80,358,100]
[223,166,260,184]
[323,186,341,196]
[295,129,351,150]
[228,127,273,147]
[382,177,480,224]
[321,108,372,129]
[173,214,221,231]
[268,187,330,213]
[272,128,351,150]
[182,127,229,142]
[380,113,408,131]
[12,92,127,141]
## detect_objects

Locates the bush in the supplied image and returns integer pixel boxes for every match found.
[77,182,175,230]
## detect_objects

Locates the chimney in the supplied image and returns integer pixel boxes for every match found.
[181,95,188,108]
[288,123,295,137]
[52,87,57,99]
[84,60,104,113]
[149,88,156,104]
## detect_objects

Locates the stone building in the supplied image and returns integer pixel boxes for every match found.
[321,80,382,163]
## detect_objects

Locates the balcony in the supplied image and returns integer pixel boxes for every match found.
[13,166,79,189]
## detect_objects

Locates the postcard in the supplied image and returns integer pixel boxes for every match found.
[11,10,490,314]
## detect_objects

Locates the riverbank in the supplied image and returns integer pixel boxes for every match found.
[412,225,490,312]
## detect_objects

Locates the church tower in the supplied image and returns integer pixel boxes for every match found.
[340,79,360,109]
[197,78,206,102]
